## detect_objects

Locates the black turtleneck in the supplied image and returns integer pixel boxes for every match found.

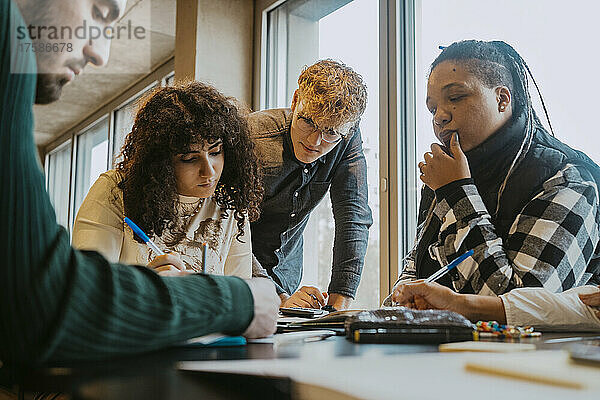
[415,112,528,287]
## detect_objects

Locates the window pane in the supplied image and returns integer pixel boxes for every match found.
[266,0,380,308]
[165,73,175,87]
[410,0,600,279]
[113,85,157,166]
[47,141,72,229]
[73,118,109,226]
[415,0,600,205]
[113,99,138,165]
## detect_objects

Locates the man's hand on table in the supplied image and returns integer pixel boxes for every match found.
[327,293,352,310]
[243,278,280,338]
[278,288,353,311]
[280,286,327,308]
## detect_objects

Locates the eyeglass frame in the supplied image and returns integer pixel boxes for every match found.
[295,114,348,144]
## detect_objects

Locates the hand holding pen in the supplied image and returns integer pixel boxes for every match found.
[146,254,188,276]
[124,217,187,276]
[391,249,474,307]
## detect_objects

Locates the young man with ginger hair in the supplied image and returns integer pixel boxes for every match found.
[250,59,373,310]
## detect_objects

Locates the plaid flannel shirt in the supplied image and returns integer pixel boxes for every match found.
[399,163,600,295]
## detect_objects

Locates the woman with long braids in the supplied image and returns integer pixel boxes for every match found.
[72,81,263,278]
[387,40,600,329]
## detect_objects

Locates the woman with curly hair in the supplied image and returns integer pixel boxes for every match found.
[72,81,263,278]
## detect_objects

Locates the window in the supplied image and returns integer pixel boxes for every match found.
[165,72,175,86]
[72,117,109,227]
[112,84,157,166]
[112,100,136,166]
[404,0,600,278]
[46,140,72,229]
[265,0,380,308]
[414,0,600,201]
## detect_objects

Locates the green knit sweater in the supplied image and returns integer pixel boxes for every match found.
[0,0,253,386]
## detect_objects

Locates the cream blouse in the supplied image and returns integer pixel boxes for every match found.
[72,169,251,278]
[500,285,600,331]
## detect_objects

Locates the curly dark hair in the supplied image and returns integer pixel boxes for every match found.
[116,81,263,244]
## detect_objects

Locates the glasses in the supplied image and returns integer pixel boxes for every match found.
[296,115,346,143]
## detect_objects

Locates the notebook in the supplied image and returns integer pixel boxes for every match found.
[283,309,365,333]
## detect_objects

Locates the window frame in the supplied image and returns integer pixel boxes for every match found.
[111,80,159,168]
[70,115,110,230]
[45,138,74,229]
[392,0,419,289]
[380,0,419,301]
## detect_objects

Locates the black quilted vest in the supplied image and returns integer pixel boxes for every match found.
[415,113,600,290]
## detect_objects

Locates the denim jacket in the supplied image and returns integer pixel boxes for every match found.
[249,108,373,297]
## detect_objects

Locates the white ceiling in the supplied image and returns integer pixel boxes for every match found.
[33,0,176,148]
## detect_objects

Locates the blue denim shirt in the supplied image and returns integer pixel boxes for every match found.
[249,108,373,298]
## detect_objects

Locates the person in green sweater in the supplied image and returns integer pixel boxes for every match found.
[0,0,279,392]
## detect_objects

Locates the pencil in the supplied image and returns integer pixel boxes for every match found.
[464,362,584,389]
[202,242,207,273]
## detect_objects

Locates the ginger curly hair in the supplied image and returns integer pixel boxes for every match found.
[116,81,263,243]
[297,59,367,131]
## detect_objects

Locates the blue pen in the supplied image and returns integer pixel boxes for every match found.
[124,217,165,256]
[425,249,474,283]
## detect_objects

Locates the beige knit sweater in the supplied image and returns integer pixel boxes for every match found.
[72,169,251,278]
